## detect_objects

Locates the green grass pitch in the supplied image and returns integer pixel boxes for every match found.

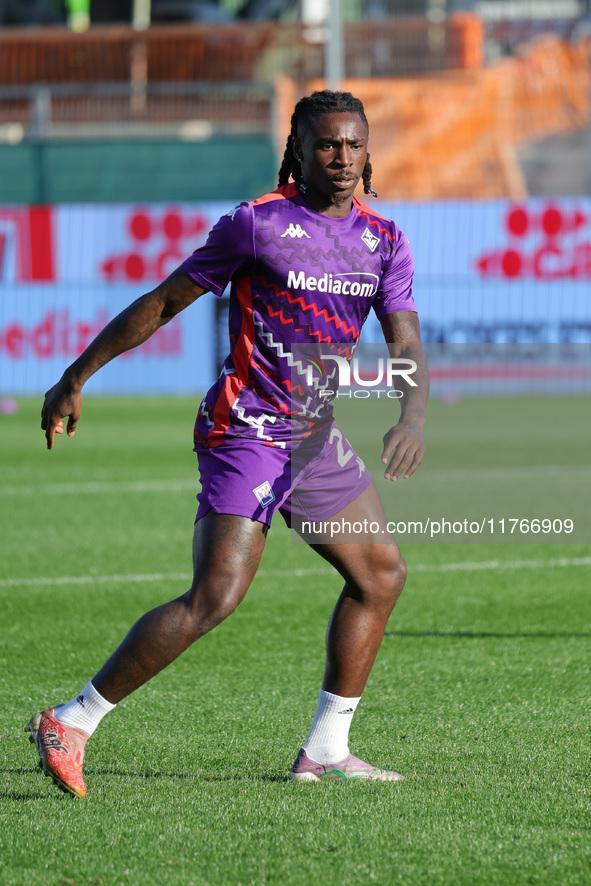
[1,396,590,885]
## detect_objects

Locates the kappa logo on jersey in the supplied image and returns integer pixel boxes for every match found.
[361,227,380,253]
[253,481,275,507]
[281,223,311,239]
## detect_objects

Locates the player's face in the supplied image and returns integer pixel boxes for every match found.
[293,112,369,217]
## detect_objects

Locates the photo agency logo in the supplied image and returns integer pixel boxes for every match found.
[304,350,418,400]
[290,344,420,423]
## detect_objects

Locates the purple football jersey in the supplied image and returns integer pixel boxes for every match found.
[182,183,416,449]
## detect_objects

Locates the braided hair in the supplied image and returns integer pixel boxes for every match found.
[277,90,377,198]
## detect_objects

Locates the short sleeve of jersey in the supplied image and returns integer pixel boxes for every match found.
[182,202,255,296]
[372,231,416,318]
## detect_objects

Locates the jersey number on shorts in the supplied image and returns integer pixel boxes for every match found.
[329,427,366,478]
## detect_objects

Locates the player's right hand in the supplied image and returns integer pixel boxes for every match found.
[41,379,82,450]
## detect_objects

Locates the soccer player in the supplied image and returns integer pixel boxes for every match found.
[29,90,429,795]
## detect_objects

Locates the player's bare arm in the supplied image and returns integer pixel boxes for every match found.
[379,310,429,481]
[41,267,206,450]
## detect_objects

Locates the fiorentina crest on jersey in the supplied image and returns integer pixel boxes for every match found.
[361,227,380,252]
[281,223,311,239]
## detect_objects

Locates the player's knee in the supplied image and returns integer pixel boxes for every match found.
[392,549,407,598]
[183,578,248,638]
[388,548,407,606]
[372,545,407,611]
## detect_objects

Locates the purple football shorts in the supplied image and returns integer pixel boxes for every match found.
[195,420,372,527]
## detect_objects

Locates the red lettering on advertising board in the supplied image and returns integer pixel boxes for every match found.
[0,206,56,282]
[476,203,591,280]
[0,310,182,360]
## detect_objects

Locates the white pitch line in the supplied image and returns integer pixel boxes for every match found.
[1,465,589,497]
[0,568,330,588]
[1,557,589,589]
[0,479,196,497]
[419,466,591,482]
[0,572,193,588]
[412,556,591,572]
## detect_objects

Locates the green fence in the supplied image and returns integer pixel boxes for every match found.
[0,136,277,203]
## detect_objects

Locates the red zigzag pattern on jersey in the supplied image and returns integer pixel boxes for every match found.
[248,360,299,411]
[251,359,306,401]
[355,206,397,241]
[266,305,331,344]
[252,275,360,341]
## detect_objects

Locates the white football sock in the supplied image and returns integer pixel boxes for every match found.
[54,680,116,736]
[303,689,361,765]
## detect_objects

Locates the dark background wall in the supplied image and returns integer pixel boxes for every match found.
[0,135,277,202]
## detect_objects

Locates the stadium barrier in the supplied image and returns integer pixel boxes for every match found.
[0,16,484,90]
[0,135,277,203]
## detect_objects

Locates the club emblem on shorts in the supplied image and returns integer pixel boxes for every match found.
[253,481,275,507]
[361,227,380,253]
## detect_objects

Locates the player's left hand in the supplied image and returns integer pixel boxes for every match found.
[381,418,425,481]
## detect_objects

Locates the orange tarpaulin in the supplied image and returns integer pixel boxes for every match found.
[277,35,590,199]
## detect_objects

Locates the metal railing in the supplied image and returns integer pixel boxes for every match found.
[0,80,275,141]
